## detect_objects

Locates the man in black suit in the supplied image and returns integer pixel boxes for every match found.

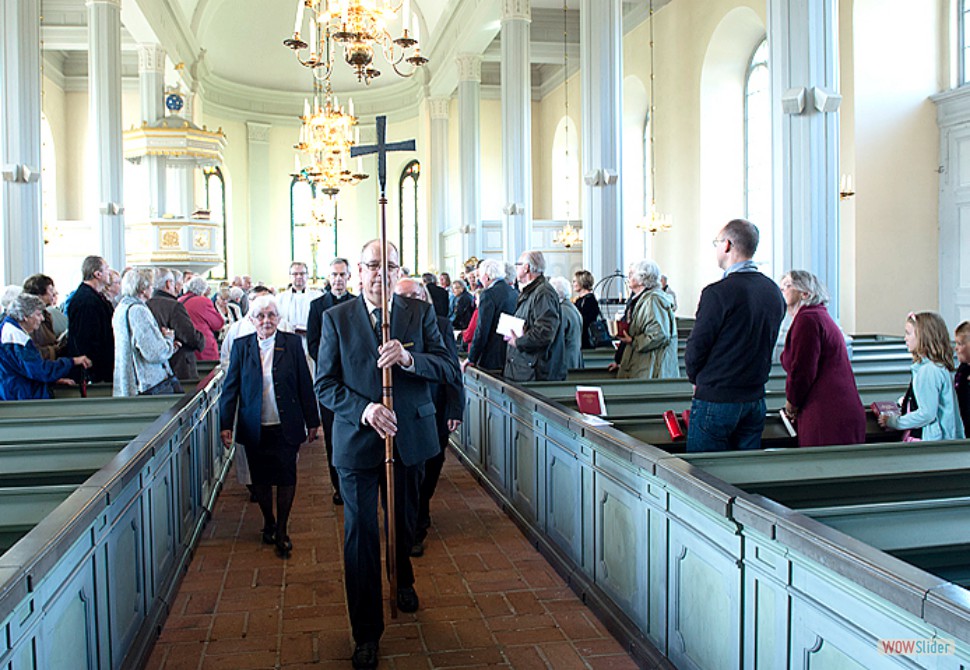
[66,255,115,383]
[306,257,355,505]
[463,258,517,373]
[315,240,459,669]
[422,272,449,318]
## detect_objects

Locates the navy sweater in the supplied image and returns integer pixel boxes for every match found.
[685,271,786,403]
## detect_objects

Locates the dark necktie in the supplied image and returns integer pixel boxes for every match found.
[371,307,382,342]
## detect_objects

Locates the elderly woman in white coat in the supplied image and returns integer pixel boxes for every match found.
[112,268,181,396]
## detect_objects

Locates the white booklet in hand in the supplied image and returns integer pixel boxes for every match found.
[496,313,525,338]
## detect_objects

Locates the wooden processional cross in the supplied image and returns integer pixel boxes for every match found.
[350,115,416,619]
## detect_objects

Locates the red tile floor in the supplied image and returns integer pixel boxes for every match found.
[145,439,641,669]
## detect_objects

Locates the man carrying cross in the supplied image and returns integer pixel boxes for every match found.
[315,239,458,668]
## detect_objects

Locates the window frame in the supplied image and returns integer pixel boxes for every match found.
[398,160,421,272]
[204,166,228,279]
[743,38,769,222]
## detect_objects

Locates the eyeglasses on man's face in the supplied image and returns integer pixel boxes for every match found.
[361,261,400,272]
[251,312,280,321]
[712,237,728,248]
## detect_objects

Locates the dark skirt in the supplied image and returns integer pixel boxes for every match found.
[245,424,299,486]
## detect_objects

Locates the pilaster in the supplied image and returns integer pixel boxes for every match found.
[580,0,623,280]
[138,44,167,218]
[501,0,532,259]
[769,0,841,316]
[429,98,450,270]
[247,121,272,270]
[457,53,482,265]
[88,0,126,269]
[0,0,44,282]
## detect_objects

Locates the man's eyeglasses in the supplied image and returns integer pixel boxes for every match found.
[251,312,279,321]
[712,237,728,248]
[362,261,400,272]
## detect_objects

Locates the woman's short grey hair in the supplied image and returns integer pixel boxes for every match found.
[248,294,279,319]
[185,276,210,296]
[504,262,516,285]
[784,269,830,306]
[7,293,46,322]
[478,258,504,282]
[121,268,154,298]
[548,276,571,300]
[1,285,23,310]
[228,286,244,301]
[628,259,661,291]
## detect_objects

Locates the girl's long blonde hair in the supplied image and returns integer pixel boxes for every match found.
[908,311,955,372]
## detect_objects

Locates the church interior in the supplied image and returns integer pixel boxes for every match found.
[3,0,970,669]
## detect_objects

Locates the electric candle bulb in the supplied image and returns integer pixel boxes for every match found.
[293,0,305,35]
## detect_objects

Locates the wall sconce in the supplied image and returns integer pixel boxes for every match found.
[839,174,855,200]
[502,203,523,215]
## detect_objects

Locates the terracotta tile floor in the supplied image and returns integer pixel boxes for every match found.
[145,440,640,669]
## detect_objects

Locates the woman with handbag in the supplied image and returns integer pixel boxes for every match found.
[112,268,182,397]
[573,270,604,350]
[877,311,965,441]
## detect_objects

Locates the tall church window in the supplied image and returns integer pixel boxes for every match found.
[204,166,227,279]
[551,117,580,221]
[290,176,315,265]
[744,39,772,271]
[399,160,420,273]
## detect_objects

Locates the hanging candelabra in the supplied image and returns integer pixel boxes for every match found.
[636,0,672,236]
[293,80,368,197]
[552,0,582,250]
[283,0,428,85]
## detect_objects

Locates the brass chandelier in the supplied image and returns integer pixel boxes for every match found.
[293,81,368,198]
[283,0,428,85]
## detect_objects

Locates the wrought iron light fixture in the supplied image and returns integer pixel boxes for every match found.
[283,0,428,85]
[636,0,672,236]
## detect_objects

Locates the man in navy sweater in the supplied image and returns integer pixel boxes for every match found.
[685,218,785,453]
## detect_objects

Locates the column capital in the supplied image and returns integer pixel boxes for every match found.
[85,0,122,7]
[247,121,272,143]
[138,45,166,74]
[502,0,531,22]
[456,54,482,83]
[429,97,450,121]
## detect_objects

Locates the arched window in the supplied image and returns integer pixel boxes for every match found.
[551,117,580,221]
[290,175,315,265]
[744,39,771,271]
[399,160,420,273]
[204,166,228,278]
[962,0,970,84]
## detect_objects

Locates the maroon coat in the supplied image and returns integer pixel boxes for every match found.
[179,294,224,361]
[780,304,866,447]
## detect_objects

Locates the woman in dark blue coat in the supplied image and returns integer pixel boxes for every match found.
[220,295,319,558]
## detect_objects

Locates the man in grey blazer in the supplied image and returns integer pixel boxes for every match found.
[314,240,459,669]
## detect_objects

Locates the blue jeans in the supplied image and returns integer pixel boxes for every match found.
[686,398,767,453]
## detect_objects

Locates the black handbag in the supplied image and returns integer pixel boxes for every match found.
[587,317,614,349]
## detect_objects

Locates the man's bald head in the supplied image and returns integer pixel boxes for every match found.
[394,277,429,303]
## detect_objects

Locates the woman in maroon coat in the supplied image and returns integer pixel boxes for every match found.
[779,270,865,447]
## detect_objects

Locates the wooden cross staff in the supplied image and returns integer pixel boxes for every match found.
[351,116,416,619]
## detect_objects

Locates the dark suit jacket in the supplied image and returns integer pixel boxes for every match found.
[433,315,465,438]
[306,290,355,364]
[426,283,450,318]
[147,289,206,380]
[66,282,115,383]
[468,279,517,371]
[314,295,460,469]
[450,291,475,330]
[220,330,320,448]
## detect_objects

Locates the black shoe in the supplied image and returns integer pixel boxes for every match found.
[397,586,419,613]
[410,541,424,558]
[332,491,344,506]
[261,525,276,545]
[247,485,257,503]
[275,535,292,559]
[351,641,379,669]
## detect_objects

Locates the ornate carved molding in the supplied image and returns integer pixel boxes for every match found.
[246,121,271,143]
[502,0,531,22]
[455,54,482,83]
[429,97,451,121]
[138,45,166,74]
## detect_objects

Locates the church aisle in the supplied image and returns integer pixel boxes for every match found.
[145,439,641,669]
